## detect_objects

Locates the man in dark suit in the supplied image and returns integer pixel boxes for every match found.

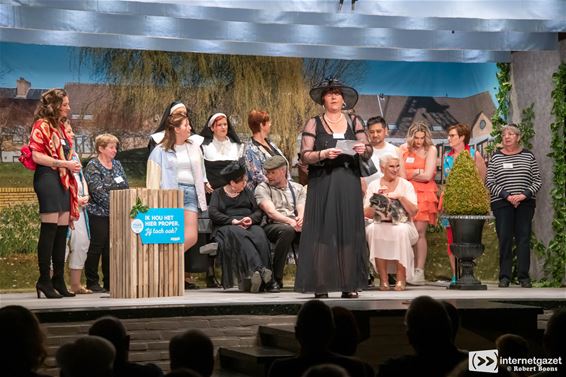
[268,300,374,377]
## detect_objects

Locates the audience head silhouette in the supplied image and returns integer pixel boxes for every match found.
[88,316,130,365]
[169,330,214,377]
[543,309,566,359]
[301,364,351,377]
[441,300,460,343]
[496,333,529,359]
[295,299,335,352]
[405,296,453,353]
[165,368,203,377]
[0,305,47,376]
[330,306,360,356]
[56,335,115,377]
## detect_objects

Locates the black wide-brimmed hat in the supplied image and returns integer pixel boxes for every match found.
[309,78,359,110]
[220,159,246,182]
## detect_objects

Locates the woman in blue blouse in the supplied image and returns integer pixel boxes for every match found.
[84,134,129,292]
[243,109,285,190]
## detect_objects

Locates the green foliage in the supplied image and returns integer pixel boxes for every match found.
[130,197,149,219]
[443,151,490,215]
[0,163,34,187]
[519,103,536,150]
[487,63,511,153]
[487,63,535,151]
[534,63,566,286]
[80,50,363,163]
[0,203,40,256]
[116,148,149,187]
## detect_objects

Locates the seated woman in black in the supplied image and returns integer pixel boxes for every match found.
[208,160,279,293]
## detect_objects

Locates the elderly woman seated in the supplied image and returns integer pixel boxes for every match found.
[208,160,279,293]
[363,153,418,291]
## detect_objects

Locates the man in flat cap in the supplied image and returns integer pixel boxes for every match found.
[255,155,306,288]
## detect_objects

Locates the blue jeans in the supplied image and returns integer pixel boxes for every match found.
[179,183,198,213]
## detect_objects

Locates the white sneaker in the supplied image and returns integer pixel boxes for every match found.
[408,268,426,286]
[250,271,262,293]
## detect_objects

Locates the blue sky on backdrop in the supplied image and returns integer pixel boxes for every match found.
[0,42,498,100]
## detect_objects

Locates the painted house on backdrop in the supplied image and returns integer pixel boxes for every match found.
[0,78,47,162]
[0,79,159,162]
[355,91,496,156]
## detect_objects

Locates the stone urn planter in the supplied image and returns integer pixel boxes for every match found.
[441,214,493,290]
[442,151,492,290]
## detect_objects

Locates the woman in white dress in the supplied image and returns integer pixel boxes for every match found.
[364,153,418,291]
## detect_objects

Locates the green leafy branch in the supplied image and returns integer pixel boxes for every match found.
[540,63,566,286]
[487,63,511,154]
[129,196,149,219]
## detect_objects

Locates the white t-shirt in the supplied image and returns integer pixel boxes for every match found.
[365,142,399,186]
[174,144,194,185]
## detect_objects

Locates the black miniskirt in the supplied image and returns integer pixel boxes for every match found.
[33,165,70,214]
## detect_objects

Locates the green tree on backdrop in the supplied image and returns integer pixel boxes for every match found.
[79,49,365,160]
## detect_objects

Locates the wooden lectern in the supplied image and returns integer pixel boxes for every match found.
[109,188,184,298]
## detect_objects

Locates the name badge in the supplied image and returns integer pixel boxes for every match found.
[405,157,415,164]
[60,139,66,146]
[333,133,345,139]
[114,176,124,183]
[503,163,514,169]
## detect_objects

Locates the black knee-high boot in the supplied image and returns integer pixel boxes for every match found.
[51,225,75,297]
[36,223,62,299]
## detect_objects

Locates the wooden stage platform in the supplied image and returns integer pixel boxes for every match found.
[1,285,564,377]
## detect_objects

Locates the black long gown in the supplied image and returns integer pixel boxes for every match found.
[295,115,369,294]
[208,187,271,289]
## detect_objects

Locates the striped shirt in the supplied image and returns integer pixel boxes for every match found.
[486,149,541,207]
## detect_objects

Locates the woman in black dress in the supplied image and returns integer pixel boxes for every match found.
[295,79,372,298]
[30,88,82,299]
[208,160,278,293]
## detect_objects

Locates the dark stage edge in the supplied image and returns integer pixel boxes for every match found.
[1,284,564,322]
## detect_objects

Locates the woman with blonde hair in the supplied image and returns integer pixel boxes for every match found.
[401,121,438,285]
[84,133,129,292]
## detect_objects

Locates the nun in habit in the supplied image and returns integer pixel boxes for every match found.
[200,113,243,193]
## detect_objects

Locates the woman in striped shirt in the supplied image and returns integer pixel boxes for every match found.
[486,124,541,288]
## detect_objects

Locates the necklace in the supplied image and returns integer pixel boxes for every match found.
[323,112,344,125]
[223,186,240,198]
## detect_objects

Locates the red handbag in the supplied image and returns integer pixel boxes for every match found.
[19,144,37,170]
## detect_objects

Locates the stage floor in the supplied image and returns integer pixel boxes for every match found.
[2,284,564,315]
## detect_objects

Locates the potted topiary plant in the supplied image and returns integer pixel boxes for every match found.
[442,150,492,290]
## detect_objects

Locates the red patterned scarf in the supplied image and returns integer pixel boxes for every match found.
[29,119,79,220]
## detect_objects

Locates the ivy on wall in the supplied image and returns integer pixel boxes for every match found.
[539,63,566,286]
[487,63,511,153]
[488,63,536,150]
[518,104,535,149]
[490,62,565,286]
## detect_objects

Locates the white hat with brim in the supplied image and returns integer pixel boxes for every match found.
[309,79,359,110]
